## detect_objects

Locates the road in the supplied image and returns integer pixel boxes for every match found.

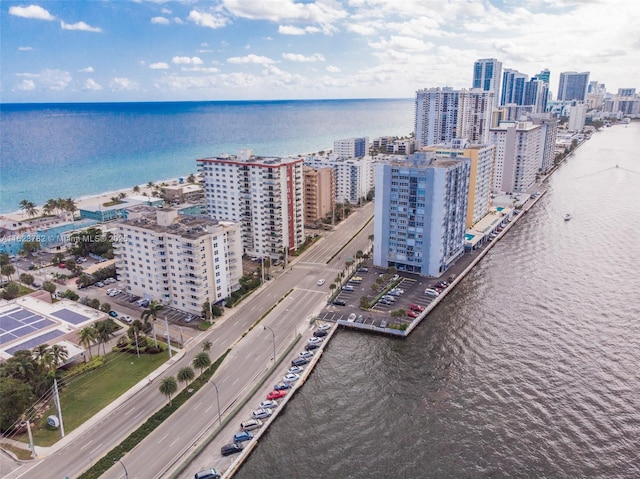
[6,203,373,479]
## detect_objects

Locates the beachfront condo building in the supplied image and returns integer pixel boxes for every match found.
[414,87,494,148]
[422,142,495,228]
[528,114,559,174]
[472,58,502,108]
[557,71,590,101]
[373,152,470,277]
[568,101,588,131]
[197,149,305,260]
[113,206,243,315]
[489,120,542,193]
[500,69,528,106]
[304,154,373,205]
[303,166,335,228]
[333,137,369,159]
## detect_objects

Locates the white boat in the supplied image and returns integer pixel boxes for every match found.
[564,213,572,221]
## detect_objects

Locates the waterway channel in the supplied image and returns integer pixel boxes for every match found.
[235,123,640,478]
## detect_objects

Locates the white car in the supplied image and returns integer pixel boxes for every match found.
[317,279,325,286]
[252,408,272,420]
[308,337,323,345]
[259,400,278,409]
[287,365,304,374]
[318,324,331,331]
[424,288,440,296]
[120,315,132,324]
[283,373,300,383]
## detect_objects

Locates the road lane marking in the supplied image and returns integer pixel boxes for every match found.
[205,405,213,413]
[89,444,103,455]
[158,432,170,444]
[232,377,240,386]
[124,407,136,416]
[169,436,182,448]
[80,439,93,450]
[193,400,202,411]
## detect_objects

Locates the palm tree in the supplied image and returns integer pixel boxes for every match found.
[63,198,77,215]
[50,344,69,368]
[19,199,38,218]
[42,199,58,216]
[78,326,98,359]
[32,344,51,365]
[158,376,178,406]
[94,319,117,355]
[177,366,195,386]
[141,301,164,324]
[132,185,141,193]
[202,340,212,353]
[192,352,211,376]
[1,264,15,283]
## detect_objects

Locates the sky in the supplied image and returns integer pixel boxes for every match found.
[1,0,639,103]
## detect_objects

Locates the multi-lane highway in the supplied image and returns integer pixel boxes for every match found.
[5,203,373,479]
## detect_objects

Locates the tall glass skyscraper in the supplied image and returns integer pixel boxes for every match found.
[557,71,590,101]
[473,58,502,107]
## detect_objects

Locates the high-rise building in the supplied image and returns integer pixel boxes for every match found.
[524,78,549,113]
[489,121,542,193]
[528,114,559,174]
[304,155,373,204]
[473,58,502,107]
[557,71,590,101]
[500,69,528,106]
[422,142,495,227]
[373,152,470,277]
[113,206,243,314]
[197,149,304,259]
[414,87,493,148]
[303,166,335,228]
[333,137,369,159]
[568,101,588,131]
[534,69,550,85]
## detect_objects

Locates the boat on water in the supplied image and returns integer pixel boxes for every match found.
[564,213,572,221]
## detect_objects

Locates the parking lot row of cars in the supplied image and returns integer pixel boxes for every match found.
[215,324,332,464]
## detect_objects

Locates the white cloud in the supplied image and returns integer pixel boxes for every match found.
[278,25,321,35]
[110,77,139,91]
[17,69,72,91]
[150,62,170,69]
[282,53,325,62]
[9,5,55,21]
[326,65,341,73]
[369,35,433,52]
[227,54,275,64]
[174,17,185,25]
[222,0,348,25]
[61,21,103,33]
[18,46,33,51]
[78,66,94,73]
[83,79,102,90]
[172,56,204,65]
[180,66,220,73]
[347,23,377,36]
[151,16,170,25]
[161,7,171,15]
[187,10,228,29]
[16,79,36,91]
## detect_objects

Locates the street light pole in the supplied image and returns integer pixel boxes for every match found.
[263,325,276,362]
[210,380,222,427]
[113,458,128,479]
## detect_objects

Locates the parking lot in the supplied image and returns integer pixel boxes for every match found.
[316,262,446,329]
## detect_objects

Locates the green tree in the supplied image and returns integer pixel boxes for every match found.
[87,298,101,310]
[94,319,117,355]
[1,264,15,283]
[20,241,41,257]
[158,376,178,405]
[19,273,34,285]
[2,282,20,300]
[0,253,10,267]
[141,301,164,324]
[78,326,98,360]
[177,366,195,386]
[60,289,79,301]
[19,199,38,218]
[0,377,36,432]
[192,352,211,376]
[187,173,196,184]
[50,344,69,368]
[132,185,141,193]
[202,340,212,353]
[99,302,112,313]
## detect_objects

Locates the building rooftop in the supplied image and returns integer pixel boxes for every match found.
[118,206,231,239]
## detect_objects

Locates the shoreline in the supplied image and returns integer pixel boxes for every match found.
[0,176,190,223]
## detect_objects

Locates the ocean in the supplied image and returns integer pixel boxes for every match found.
[0,99,413,214]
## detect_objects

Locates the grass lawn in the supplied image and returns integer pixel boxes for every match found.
[28,350,168,447]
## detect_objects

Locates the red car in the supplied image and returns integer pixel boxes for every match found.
[267,390,287,400]
[409,304,424,312]
[407,310,419,318]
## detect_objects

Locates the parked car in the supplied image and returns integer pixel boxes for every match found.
[380,320,388,328]
[342,285,355,292]
[221,443,243,456]
[409,304,424,312]
[273,382,292,391]
[299,350,315,359]
[379,298,393,305]
[347,313,357,322]
[283,373,300,382]
[128,296,140,303]
[291,357,309,367]
[313,329,328,338]
[108,311,118,318]
[424,288,440,296]
[252,408,272,420]
[317,279,325,286]
[288,365,304,375]
[407,310,419,318]
[195,468,221,479]
[308,337,323,345]
[332,299,346,306]
[305,343,320,351]
[318,324,331,331]
[357,267,369,273]
[95,281,105,288]
[259,400,278,409]
[267,389,287,400]
[240,419,263,431]
[233,431,253,443]
[120,315,132,324]
[381,295,395,302]
[355,315,364,323]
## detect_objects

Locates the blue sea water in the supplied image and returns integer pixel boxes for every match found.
[0,99,414,214]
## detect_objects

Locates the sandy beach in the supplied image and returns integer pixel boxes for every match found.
[0,176,191,223]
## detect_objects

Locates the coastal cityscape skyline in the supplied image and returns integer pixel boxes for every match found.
[2,0,640,103]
